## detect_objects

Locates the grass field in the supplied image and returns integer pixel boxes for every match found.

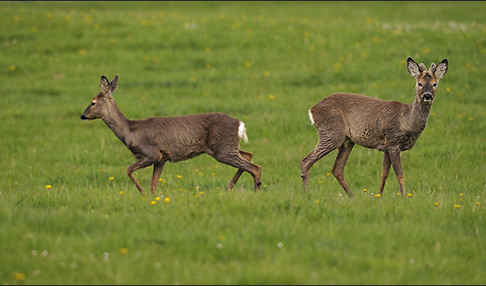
[1,1,486,284]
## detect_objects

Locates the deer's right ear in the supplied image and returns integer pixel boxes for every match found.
[407,57,421,78]
[110,75,119,92]
[100,75,111,93]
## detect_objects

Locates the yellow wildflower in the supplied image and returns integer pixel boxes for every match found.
[119,191,124,195]
[476,202,481,207]
[45,184,52,190]
[459,192,464,197]
[151,200,157,205]
[268,94,276,100]
[396,192,401,196]
[362,188,368,193]
[454,204,462,209]
[176,175,182,179]
[164,197,171,203]
[120,248,128,255]
[8,65,16,72]
[407,193,413,198]
[108,176,114,181]
[159,178,166,183]
[374,193,381,198]
[211,172,216,177]
[14,272,25,281]
[325,172,331,177]
[434,202,439,207]
[314,199,320,204]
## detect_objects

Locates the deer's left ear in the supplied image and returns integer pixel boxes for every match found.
[434,59,448,80]
[111,75,119,92]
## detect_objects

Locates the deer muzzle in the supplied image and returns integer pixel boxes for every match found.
[423,92,433,103]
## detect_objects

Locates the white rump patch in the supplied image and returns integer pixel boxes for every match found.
[308,109,315,125]
[238,121,248,143]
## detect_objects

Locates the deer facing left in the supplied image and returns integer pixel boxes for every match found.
[81,75,262,195]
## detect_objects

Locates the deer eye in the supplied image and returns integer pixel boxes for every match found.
[91,102,96,106]
[418,83,423,88]
[432,83,437,88]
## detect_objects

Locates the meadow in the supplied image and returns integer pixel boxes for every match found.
[1,1,486,284]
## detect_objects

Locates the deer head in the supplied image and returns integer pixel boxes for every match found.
[80,75,119,120]
[407,57,448,105]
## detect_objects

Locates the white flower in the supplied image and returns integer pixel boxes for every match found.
[277,242,284,249]
[41,250,48,257]
[217,243,223,249]
[103,252,109,262]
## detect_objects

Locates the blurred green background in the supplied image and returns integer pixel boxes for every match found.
[1,1,485,284]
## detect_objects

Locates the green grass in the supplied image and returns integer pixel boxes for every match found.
[1,1,486,284]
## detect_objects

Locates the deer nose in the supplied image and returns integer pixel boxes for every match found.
[80,114,87,120]
[423,92,433,101]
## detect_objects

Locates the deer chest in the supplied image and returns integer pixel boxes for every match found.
[395,132,421,151]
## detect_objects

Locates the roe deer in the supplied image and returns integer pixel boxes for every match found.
[81,75,262,195]
[301,57,448,197]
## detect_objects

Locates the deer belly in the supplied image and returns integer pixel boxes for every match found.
[167,150,204,162]
[348,127,383,149]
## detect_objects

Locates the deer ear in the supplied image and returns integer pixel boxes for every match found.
[100,75,111,93]
[111,75,119,92]
[407,57,421,78]
[434,59,448,80]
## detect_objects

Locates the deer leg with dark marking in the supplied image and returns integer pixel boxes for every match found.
[151,160,166,195]
[301,134,338,189]
[127,159,153,195]
[214,152,262,191]
[379,151,391,194]
[226,150,253,191]
[332,140,355,197]
[388,149,406,196]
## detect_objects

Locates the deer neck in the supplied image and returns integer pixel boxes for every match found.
[102,101,131,145]
[404,97,431,133]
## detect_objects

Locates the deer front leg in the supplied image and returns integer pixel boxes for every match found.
[151,160,166,195]
[127,159,153,195]
[379,151,391,194]
[387,148,406,196]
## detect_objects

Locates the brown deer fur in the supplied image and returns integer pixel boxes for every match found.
[81,75,262,195]
[301,57,448,197]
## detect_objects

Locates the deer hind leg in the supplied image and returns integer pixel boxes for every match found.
[379,151,391,194]
[332,140,355,197]
[151,159,167,195]
[213,151,262,191]
[127,158,154,195]
[301,127,343,188]
[226,150,253,191]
